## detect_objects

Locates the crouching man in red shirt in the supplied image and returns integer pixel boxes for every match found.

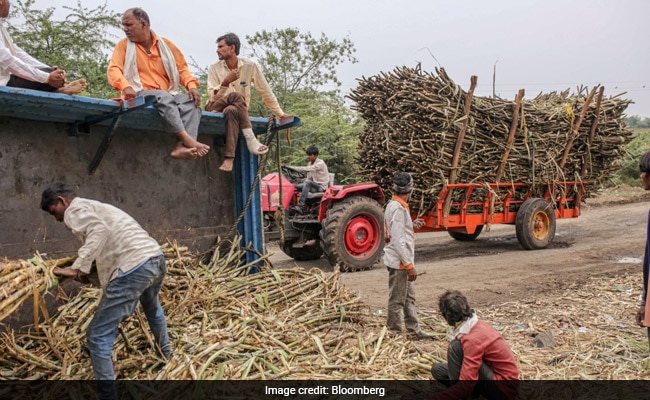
[431,290,519,400]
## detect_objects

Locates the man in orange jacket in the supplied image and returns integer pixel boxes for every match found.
[107,7,209,161]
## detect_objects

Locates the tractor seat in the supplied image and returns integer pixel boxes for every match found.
[305,173,335,200]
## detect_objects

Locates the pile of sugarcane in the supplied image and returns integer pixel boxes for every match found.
[349,65,634,213]
[0,255,63,324]
[0,238,436,383]
[3,242,650,389]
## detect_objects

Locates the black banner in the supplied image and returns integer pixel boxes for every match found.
[0,380,648,400]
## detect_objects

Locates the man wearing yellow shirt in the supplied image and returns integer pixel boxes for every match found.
[206,32,290,171]
[107,8,209,160]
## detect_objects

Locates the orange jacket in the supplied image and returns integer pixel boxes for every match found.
[107,33,199,94]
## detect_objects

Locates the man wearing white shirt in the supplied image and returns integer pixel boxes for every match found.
[283,145,330,213]
[0,0,85,94]
[41,183,169,399]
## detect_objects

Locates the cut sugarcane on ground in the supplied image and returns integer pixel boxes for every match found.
[3,192,650,383]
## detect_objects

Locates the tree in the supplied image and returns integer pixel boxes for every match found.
[246,27,357,97]
[245,28,362,182]
[625,115,650,129]
[7,0,121,99]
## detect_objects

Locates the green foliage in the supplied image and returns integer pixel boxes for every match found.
[275,90,364,183]
[614,130,650,186]
[624,115,650,129]
[188,57,209,105]
[7,0,121,99]
[245,28,362,182]
[246,27,358,98]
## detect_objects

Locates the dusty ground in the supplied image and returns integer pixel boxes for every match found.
[268,185,650,312]
[266,184,650,380]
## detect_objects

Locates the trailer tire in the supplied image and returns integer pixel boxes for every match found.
[320,196,384,272]
[448,225,484,241]
[281,239,323,261]
[516,198,556,250]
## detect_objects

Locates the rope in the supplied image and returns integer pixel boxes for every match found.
[208,120,279,265]
[274,130,286,245]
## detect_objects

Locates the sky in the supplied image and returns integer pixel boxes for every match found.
[45,0,650,117]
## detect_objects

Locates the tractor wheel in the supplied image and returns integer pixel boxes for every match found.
[448,225,484,241]
[515,198,556,250]
[320,196,384,272]
[281,239,323,261]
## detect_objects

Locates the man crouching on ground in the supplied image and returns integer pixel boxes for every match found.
[431,290,519,400]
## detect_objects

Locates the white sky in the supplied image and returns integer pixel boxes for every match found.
[47,0,649,117]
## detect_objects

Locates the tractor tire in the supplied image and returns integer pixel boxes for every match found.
[515,198,556,250]
[281,239,323,261]
[448,225,484,241]
[320,196,384,272]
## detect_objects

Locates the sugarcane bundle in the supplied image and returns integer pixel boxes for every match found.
[0,254,65,324]
[349,65,634,213]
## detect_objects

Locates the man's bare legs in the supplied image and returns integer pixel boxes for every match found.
[171,130,210,159]
[219,157,234,172]
[56,79,87,95]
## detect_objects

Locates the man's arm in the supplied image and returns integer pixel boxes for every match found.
[64,207,110,275]
[207,63,240,100]
[250,62,286,117]
[206,63,223,99]
[387,205,415,270]
[290,164,320,173]
[163,38,200,106]
[0,46,50,83]
[433,341,481,400]
[164,38,199,91]
[107,39,131,93]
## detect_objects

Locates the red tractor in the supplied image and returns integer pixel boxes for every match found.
[261,167,385,272]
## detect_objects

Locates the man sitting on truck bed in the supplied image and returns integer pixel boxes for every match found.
[206,32,291,172]
[107,7,209,161]
[0,0,86,94]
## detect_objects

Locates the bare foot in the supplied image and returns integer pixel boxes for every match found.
[57,78,87,95]
[219,158,234,172]
[170,145,199,160]
[179,133,210,157]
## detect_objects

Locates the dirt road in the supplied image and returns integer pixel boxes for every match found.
[268,189,650,311]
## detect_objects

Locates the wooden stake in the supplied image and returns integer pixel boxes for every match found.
[580,86,605,178]
[558,87,597,172]
[444,75,477,218]
[490,89,525,216]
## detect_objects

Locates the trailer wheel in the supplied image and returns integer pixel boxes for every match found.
[515,198,556,250]
[448,225,484,241]
[320,196,384,272]
[281,239,323,261]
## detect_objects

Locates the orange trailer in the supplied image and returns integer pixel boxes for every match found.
[413,181,587,249]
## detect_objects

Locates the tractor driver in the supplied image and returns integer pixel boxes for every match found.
[282,145,329,214]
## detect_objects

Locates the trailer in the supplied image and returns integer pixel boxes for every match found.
[413,180,587,250]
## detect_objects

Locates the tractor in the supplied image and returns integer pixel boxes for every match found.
[261,167,385,272]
